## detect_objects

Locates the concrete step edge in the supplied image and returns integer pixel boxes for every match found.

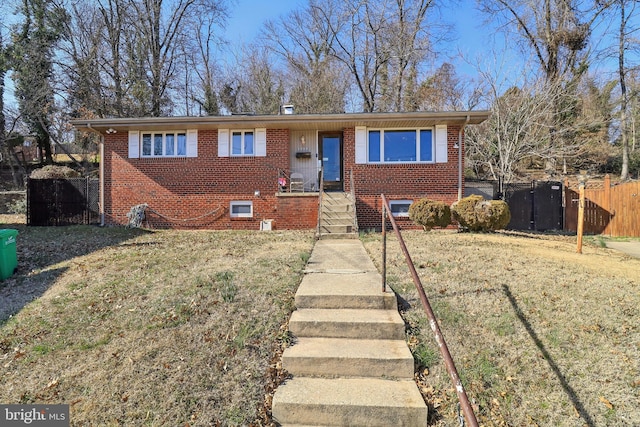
[282,337,415,379]
[272,377,428,427]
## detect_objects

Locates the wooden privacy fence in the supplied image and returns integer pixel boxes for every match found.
[565,175,640,237]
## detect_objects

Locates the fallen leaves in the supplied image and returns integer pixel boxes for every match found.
[599,396,614,410]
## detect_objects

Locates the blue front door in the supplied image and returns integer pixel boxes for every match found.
[319,133,343,191]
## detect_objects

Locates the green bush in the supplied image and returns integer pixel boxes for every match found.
[451,195,511,232]
[408,198,451,231]
[5,197,27,215]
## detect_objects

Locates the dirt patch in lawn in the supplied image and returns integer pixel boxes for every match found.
[362,230,639,427]
[0,221,315,426]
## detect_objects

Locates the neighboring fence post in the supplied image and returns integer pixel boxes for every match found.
[576,173,588,254]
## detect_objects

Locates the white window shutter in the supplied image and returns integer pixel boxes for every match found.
[218,129,229,157]
[435,125,448,163]
[128,131,140,158]
[355,126,367,164]
[186,129,198,157]
[255,128,267,157]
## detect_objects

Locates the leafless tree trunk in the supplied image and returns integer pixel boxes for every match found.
[616,0,638,181]
[480,0,609,175]
[262,3,347,113]
[466,69,580,186]
[309,0,437,112]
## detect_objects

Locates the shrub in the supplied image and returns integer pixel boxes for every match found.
[451,195,511,232]
[30,165,80,179]
[5,197,27,215]
[408,198,451,231]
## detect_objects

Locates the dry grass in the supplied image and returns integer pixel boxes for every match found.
[0,217,314,426]
[362,230,639,427]
[2,212,638,426]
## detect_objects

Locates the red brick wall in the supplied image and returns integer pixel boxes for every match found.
[343,125,464,230]
[103,124,462,230]
[104,129,316,229]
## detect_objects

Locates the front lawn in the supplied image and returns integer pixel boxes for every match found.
[362,230,639,426]
[0,221,314,426]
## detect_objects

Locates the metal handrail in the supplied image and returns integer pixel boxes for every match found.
[349,169,358,233]
[316,167,324,238]
[381,194,478,427]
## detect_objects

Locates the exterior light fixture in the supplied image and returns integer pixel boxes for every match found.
[106,128,117,134]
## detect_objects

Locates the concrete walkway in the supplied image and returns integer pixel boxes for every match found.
[272,239,427,427]
[606,241,640,259]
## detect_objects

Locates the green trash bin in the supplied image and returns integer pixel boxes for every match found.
[0,229,18,280]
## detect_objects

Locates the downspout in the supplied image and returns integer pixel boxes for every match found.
[86,124,105,226]
[458,115,470,200]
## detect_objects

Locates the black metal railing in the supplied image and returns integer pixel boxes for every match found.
[381,193,478,427]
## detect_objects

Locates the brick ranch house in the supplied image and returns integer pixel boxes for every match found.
[71,111,490,231]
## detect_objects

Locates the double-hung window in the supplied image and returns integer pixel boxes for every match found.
[141,131,187,157]
[367,129,433,163]
[231,131,254,156]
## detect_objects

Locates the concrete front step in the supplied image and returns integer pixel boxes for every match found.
[321,212,354,222]
[272,377,428,427]
[320,225,353,234]
[289,308,405,340]
[295,272,395,309]
[317,232,357,240]
[282,337,414,379]
[322,204,353,213]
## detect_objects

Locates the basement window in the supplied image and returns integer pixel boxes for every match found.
[230,201,253,218]
[389,200,413,217]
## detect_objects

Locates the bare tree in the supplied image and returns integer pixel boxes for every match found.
[60,0,228,118]
[480,0,605,84]
[416,62,469,111]
[223,47,285,115]
[615,0,639,180]
[262,4,347,113]
[466,71,579,192]
[480,0,611,174]
[308,0,437,112]
[189,12,226,116]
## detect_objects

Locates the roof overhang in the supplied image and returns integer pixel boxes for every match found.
[70,111,491,134]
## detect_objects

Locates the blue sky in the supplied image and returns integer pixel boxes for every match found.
[223,0,509,82]
[223,0,629,84]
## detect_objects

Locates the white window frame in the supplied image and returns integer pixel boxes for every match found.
[230,201,253,218]
[366,128,434,164]
[140,131,188,158]
[231,130,255,156]
[389,200,413,217]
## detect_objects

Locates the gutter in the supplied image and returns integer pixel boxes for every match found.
[85,124,105,227]
[458,115,470,200]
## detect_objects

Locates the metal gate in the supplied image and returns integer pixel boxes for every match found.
[27,178,99,226]
[503,181,563,232]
